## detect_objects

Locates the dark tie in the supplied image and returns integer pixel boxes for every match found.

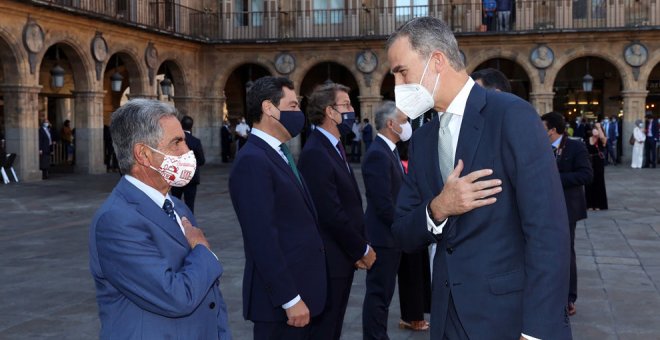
[393,148,404,173]
[280,143,302,185]
[336,141,351,172]
[552,145,557,157]
[162,199,177,222]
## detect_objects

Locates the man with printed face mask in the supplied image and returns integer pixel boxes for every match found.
[229,76,327,340]
[89,99,231,340]
[298,82,375,340]
[361,101,412,339]
[389,17,571,340]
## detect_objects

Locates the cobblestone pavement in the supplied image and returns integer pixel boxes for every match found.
[1,164,659,339]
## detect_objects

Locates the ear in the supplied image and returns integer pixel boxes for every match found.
[261,100,272,117]
[133,143,152,167]
[430,51,446,72]
[324,105,335,119]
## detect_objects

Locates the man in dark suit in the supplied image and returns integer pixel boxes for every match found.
[298,82,376,340]
[388,17,571,339]
[89,99,231,339]
[361,101,410,339]
[171,115,205,213]
[38,118,53,179]
[471,67,512,93]
[220,120,232,163]
[542,112,593,316]
[643,114,659,168]
[228,76,327,340]
[362,118,374,151]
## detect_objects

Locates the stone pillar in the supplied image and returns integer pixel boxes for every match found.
[0,85,42,181]
[529,91,555,115]
[73,91,106,174]
[195,95,225,164]
[358,95,383,124]
[621,90,648,164]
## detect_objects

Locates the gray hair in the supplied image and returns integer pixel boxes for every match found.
[110,99,179,174]
[386,16,465,71]
[374,101,399,131]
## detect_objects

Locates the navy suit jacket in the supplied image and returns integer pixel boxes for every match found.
[393,85,572,339]
[556,137,593,224]
[362,136,403,248]
[298,129,368,278]
[89,177,230,340]
[228,134,327,322]
[185,131,205,185]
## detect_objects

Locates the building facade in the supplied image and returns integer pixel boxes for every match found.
[1,0,659,180]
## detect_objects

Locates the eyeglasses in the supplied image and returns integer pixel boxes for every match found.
[333,103,353,110]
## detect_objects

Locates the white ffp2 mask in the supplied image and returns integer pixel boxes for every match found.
[394,57,440,120]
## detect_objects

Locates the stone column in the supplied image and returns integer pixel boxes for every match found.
[73,91,106,174]
[195,95,225,164]
[621,90,648,164]
[358,95,383,124]
[0,85,42,181]
[529,91,555,115]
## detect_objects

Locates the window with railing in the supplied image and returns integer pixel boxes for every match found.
[235,0,264,27]
[313,0,345,24]
[395,0,429,21]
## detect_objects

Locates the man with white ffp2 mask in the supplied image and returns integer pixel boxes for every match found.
[389,16,571,340]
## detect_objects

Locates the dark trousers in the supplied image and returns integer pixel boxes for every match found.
[221,143,231,162]
[397,249,431,321]
[605,139,617,164]
[569,221,577,303]
[351,141,361,162]
[254,320,313,340]
[643,138,657,167]
[362,247,401,340]
[312,274,354,340]
[442,293,469,340]
[170,184,198,213]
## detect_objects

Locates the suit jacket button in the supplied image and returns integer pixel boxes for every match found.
[446,247,454,254]
[444,280,449,287]
[209,302,216,309]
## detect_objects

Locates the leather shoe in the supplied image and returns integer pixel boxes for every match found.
[567,302,576,316]
[399,320,430,331]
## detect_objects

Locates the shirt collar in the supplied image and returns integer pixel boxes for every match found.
[250,128,282,152]
[124,174,172,210]
[317,127,340,147]
[377,133,397,151]
[445,77,475,116]
[552,135,563,148]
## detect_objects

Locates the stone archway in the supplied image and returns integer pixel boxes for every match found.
[224,63,272,121]
[380,73,395,101]
[472,58,531,100]
[645,61,660,117]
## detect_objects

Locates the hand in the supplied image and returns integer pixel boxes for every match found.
[181,217,211,250]
[285,299,310,327]
[356,246,376,270]
[428,160,502,221]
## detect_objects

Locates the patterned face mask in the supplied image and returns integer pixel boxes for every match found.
[148,146,197,187]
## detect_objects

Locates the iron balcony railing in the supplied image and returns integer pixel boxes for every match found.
[29,0,660,42]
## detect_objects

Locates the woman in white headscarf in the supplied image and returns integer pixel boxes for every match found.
[631,119,646,168]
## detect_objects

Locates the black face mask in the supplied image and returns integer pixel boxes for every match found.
[336,111,356,136]
[272,108,306,139]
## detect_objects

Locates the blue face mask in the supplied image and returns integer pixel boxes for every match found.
[337,111,356,136]
[273,109,305,139]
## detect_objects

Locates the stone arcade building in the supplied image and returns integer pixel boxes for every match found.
[1,0,660,181]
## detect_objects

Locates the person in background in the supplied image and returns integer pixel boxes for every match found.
[585,123,608,210]
[61,119,74,164]
[221,120,232,163]
[496,0,512,31]
[566,123,574,137]
[235,116,250,152]
[351,120,362,162]
[632,119,646,168]
[470,68,512,93]
[361,101,412,339]
[39,118,53,180]
[643,114,658,168]
[541,112,593,317]
[362,118,374,152]
[171,115,205,213]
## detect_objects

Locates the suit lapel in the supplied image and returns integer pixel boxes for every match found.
[454,86,486,176]
[250,135,317,214]
[421,118,443,194]
[117,178,189,248]
[376,136,403,176]
[313,129,361,199]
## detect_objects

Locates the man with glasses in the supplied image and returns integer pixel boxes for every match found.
[299,83,376,340]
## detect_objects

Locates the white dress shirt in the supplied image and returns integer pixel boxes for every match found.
[377,133,397,151]
[425,77,474,235]
[246,128,301,310]
[125,175,185,235]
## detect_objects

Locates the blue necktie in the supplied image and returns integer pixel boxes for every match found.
[162,199,177,222]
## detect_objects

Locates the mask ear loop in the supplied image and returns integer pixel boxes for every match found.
[419,55,432,83]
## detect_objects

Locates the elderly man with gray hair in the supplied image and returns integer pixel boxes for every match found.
[89,99,231,340]
[361,101,413,339]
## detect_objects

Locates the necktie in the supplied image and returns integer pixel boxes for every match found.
[552,145,558,157]
[280,143,302,185]
[393,148,404,173]
[162,199,177,222]
[437,112,454,183]
[336,141,351,172]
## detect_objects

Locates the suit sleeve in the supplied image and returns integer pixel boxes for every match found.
[559,141,593,188]
[228,154,299,307]
[95,211,222,318]
[392,137,439,253]
[362,150,395,226]
[501,102,571,338]
[299,151,367,262]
